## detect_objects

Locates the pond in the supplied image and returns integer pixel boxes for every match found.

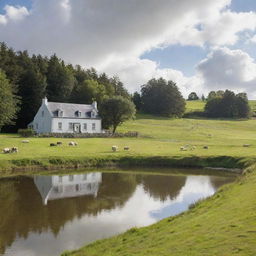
[0,169,236,256]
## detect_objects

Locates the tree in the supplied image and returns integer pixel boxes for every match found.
[99,96,136,133]
[46,55,75,101]
[187,92,199,100]
[0,71,19,130]
[132,92,142,111]
[70,79,106,105]
[204,90,250,118]
[141,78,185,117]
[17,66,47,128]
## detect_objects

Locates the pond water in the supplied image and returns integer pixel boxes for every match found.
[0,170,236,256]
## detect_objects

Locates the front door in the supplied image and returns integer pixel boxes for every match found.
[73,123,81,133]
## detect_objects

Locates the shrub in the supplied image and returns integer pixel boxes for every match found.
[18,128,35,137]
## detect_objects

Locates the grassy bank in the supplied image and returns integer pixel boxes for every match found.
[61,163,256,256]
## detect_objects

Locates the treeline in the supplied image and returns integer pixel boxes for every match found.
[205,90,251,118]
[0,42,130,131]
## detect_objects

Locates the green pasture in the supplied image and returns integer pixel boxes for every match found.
[0,100,256,169]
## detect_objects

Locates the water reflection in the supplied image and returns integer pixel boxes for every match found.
[0,171,235,256]
[34,173,102,205]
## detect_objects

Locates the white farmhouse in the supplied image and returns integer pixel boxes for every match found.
[28,97,102,134]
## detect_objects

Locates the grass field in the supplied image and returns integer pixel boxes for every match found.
[0,101,256,172]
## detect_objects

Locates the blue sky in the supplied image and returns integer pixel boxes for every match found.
[0,0,256,97]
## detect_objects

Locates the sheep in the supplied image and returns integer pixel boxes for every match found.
[124,146,130,151]
[3,148,10,154]
[180,146,187,151]
[57,142,62,146]
[22,140,29,143]
[50,143,57,147]
[243,144,251,147]
[69,141,78,146]
[11,147,18,153]
[203,145,209,149]
[112,146,118,152]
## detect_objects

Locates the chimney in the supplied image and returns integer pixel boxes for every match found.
[42,97,48,105]
[92,101,97,109]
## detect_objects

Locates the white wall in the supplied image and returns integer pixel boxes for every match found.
[31,104,52,134]
[51,118,102,133]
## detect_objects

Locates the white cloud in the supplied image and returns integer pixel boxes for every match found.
[2,5,29,22]
[0,0,256,97]
[197,47,256,96]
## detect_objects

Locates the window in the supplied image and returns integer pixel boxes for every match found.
[76,111,81,117]
[92,123,96,131]
[42,111,44,117]
[69,123,73,130]
[57,110,63,117]
[83,123,87,130]
[69,175,74,182]
[58,122,62,130]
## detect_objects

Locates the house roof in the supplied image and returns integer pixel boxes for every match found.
[46,102,97,118]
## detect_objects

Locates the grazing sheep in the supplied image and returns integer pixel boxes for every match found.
[3,148,10,154]
[69,141,78,146]
[124,146,130,151]
[22,140,29,143]
[203,145,208,149]
[57,142,62,146]
[11,147,18,153]
[180,146,187,151]
[243,144,251,147]
[50,143,57,147]
[112,146,118,152]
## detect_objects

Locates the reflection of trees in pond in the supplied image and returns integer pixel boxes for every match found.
[0,173,137,255]
[140,175,186,202]
[209,176,235,191]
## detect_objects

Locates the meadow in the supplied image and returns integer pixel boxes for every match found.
[0,100,256,173]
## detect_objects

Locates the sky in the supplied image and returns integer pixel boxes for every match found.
[0,0,256,98]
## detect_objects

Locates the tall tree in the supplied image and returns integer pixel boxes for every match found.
[99,96,136,133]
[17,66,47,128]
[132,92,142,111]
[0,71,19,130]
[46,55,75,101]
[141,78,185,117]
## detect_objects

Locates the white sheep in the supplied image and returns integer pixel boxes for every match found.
[3,148,10,154]
[22,140,29,143]
[112,146,118,152]
[180,146,187,151]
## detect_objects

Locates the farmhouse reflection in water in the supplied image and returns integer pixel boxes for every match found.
[0,171,235,256]
[34,173,102,205]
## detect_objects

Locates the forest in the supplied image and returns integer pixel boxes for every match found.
[0,42,130,131]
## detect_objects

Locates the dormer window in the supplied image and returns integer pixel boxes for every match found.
[55,109,63,117]
[75,111,82,117]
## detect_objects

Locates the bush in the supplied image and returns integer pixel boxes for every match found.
[18,128,35,137]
